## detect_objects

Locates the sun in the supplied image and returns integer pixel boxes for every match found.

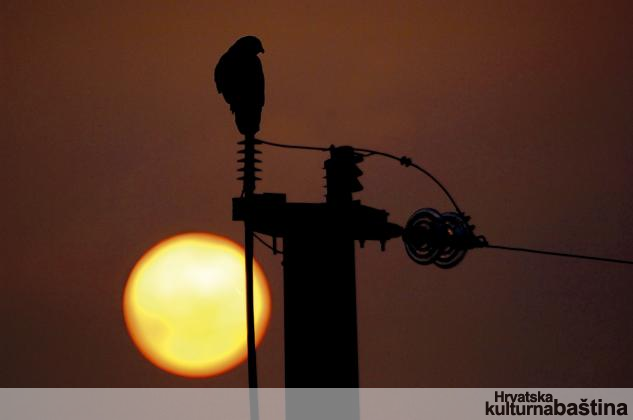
[123,232,271,378]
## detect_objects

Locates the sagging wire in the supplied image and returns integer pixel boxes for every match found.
[258,138,461,212]
[256,138,633,266]
[355,147,463,214]
[258,138,329,152]
[485,244,633,266]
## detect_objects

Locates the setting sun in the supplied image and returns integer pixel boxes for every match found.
[123,232,271,378]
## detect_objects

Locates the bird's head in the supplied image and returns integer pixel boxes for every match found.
[232,35,265,55]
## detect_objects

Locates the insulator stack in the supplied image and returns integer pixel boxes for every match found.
[238,137,262,195]
[324,146,364,204]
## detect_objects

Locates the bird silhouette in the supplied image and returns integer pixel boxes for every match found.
[214,36,265,138]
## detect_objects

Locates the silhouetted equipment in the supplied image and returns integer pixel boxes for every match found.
[238,138,262,195]
[215,36,265,137]
[233,156,402,387]
[218,39,633,420]
[324,146,364,203]
[217,37,265,420]
[402,208,487,268]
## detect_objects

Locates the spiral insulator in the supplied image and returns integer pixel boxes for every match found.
[238,137,262,195]
[402,208,487,269]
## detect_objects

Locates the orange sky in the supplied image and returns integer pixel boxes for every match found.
[3,0,633,386]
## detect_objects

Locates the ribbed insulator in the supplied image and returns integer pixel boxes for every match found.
[237,138,262,195]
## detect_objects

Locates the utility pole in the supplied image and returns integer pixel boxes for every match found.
[233,145,401,417]
[220,35,632,420]
[238,134,260,420]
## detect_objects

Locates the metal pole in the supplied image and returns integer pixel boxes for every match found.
[244,221,258,389]
[245,221,259,420]
[240,134,259,420]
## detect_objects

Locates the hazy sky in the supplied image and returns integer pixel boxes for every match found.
[3,0,633,386]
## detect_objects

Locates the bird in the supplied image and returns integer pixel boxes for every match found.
[214,36,265,138]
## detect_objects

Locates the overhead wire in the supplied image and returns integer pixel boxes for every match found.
[258,139,462,212]
[355,147,463,214]
[256,137,633,266]
[257,138,329,152]
[485,244,633,265]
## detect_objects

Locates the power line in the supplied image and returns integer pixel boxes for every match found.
[257,138,633,267]
[258,138,329,152]
[485,244,633,265]
[258,139,462,213]
[355,147,463,214]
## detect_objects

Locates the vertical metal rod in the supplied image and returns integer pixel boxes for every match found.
[244,221,258,389]
[241,134,259,420]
